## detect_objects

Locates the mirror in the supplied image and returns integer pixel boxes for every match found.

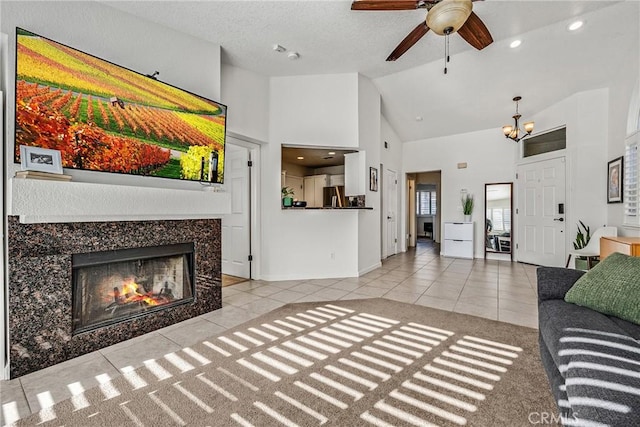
[485,183,513,259]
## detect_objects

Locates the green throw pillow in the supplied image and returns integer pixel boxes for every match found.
[565,252,640,325]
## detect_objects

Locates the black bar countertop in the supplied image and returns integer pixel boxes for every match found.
[282,206,373,210]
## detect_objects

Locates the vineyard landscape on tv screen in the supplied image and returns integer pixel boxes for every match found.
[15,28,227,183]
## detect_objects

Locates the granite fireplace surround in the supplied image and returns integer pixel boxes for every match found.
[7,216,222,378]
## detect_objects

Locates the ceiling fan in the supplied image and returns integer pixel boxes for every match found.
[351,0,493,62]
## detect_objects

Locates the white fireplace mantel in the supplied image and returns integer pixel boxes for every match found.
[10,179,231,223]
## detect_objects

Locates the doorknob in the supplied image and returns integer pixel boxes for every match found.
[554,217,564,222]
[387,216,392,220]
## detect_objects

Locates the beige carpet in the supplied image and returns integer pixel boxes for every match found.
[15,298,556,426]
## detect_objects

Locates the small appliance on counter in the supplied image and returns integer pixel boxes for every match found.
[293,201,307,207]
[348,195,366,207]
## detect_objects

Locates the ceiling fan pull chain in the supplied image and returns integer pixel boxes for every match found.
[443,32,450,74]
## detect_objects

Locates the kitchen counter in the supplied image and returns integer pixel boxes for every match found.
[282,206,373,210]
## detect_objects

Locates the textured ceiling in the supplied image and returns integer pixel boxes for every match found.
[103,1,639,141]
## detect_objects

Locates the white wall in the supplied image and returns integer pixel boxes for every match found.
[528,89,609,250]
[608,77,640,234]
[381,115,404,254]
[263,73,362,280]
[221,64,269,143]
[357,75,381,273]
[404,129,518,258]
[270,73,359,147]
[404,88,612,260]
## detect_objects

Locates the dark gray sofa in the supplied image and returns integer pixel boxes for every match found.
[537,267,640,425]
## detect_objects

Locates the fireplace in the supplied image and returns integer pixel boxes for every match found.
[8,217,222,378]
[72,243,195,334]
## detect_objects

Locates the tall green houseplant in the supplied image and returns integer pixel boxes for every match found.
[462,194,474,221]
[573,220,592,270]
[573,220,591,250]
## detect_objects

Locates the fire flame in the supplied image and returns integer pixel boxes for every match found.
[116,279,161,306]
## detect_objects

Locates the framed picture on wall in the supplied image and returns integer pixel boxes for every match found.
[370,167,378,192]
[607,156,623,203]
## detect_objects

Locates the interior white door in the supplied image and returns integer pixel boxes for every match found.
[385,169,398,257]
[517,157,566,266]
[222,144,251,278]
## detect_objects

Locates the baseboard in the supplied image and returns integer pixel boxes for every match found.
[359,262,382,276]
[261,271,359,282]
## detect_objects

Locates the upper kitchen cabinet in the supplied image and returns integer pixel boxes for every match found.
[344,151,366,197]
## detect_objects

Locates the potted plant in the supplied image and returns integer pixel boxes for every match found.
[462,194,474,222]
[282,186,295,207]
[573,220,593,270]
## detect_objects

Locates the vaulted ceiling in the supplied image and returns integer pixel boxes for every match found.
[104,1,639,142]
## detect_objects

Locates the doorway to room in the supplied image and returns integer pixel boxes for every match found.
[222,138,260,282]
[406,171,441,249]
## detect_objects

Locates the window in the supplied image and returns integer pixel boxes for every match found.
[417,191,437,216]
[523,127,566,158]
[486,208,511,232]
[624,132,639,226]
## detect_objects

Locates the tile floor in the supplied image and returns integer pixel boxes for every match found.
[0,240,540,425]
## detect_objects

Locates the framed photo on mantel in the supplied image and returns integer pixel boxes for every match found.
[607,156,623,204]
[20,145,63,174]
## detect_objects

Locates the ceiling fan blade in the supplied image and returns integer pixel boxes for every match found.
[457,11,493,50]
[351,1,430,11]
[386,21,430,61]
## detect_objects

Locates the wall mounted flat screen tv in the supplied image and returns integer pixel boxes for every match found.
[14,28,227,183]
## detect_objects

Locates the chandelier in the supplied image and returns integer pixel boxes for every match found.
[502,96,534,142]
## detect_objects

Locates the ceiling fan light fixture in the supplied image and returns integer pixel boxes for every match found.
[426,0,473,36]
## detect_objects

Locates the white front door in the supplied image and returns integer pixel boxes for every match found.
[222,144,251,278]
[517,157,566,266]
[385,168,398,257]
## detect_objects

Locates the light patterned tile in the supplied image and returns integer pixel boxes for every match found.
[0,378,30,426]
[20,351,119,412]
[453,302,498,320]
[382,291,422,304]
[102,331,183,371]
[415,295,457,311]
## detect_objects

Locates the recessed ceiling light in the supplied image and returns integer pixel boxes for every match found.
[416,116,423,121]
[510,39,522,49]
[328,151,336,155]
[297,156,304,160]
[288,52,300,60]
[568,20,583,31]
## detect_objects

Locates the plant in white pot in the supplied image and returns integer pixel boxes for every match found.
[462,194,474,222]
